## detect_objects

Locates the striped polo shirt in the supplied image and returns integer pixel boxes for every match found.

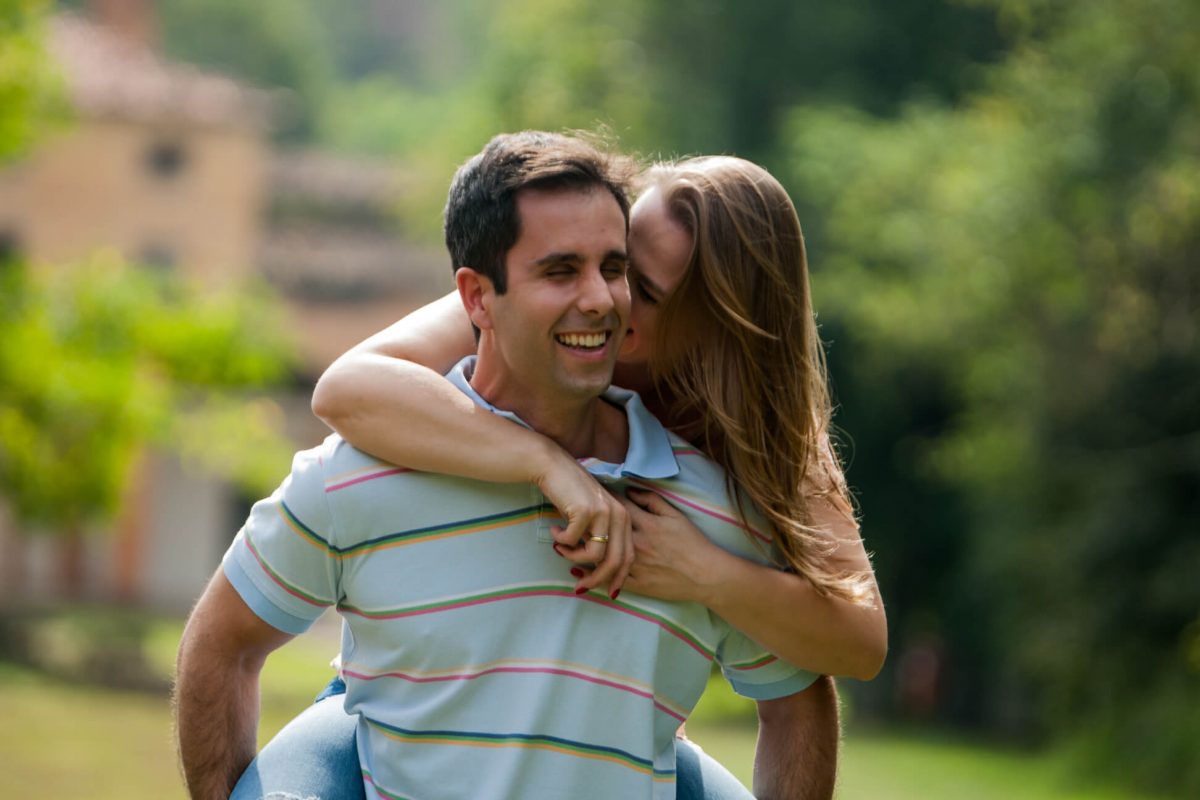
[223,357,814,800]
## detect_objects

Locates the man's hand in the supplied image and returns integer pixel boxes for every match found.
[174,570,293,800]
[753,676,839,800]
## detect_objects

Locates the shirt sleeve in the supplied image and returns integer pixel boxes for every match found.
[715,628,819,701]
[222,444,341,635]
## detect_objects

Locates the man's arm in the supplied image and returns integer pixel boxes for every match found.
[753,676,840,800]
[174,570,294,800]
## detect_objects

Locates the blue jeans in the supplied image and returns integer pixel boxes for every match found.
[231,679,752,800]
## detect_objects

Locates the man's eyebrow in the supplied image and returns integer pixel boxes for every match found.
[533,249,628,266]
[533,251,581,266]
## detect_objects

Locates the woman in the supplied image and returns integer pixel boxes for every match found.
[235,156,885,799]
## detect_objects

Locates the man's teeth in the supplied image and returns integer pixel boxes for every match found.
[557,333,607,348]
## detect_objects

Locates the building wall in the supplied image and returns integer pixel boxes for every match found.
[0,117,266,284]
[139,452,237,611]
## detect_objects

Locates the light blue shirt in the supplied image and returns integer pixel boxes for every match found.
[224,357,815,800]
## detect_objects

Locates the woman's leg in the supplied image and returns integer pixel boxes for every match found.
[230,681,364,800]
[675,736,755,800]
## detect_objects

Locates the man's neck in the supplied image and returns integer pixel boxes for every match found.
[519,397,622,462]
[469,361,628,462]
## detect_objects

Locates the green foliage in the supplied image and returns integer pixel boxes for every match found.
[319,0,666,241]
[313,0,1007,239]
[785,0,1200,793]
[157,0,333,141]
[0,0,67,162]
[638,0,1005,160]
[0,257,296,532]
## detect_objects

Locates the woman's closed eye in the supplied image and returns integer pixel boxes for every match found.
[635,279,659,306]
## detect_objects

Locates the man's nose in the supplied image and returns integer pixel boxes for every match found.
[577,267,615,316]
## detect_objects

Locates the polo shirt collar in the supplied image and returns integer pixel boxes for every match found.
[446,357,679,480]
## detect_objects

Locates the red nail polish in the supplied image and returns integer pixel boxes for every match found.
[570,568,584,579]
[610,589,621,600]
[575,586,588,595]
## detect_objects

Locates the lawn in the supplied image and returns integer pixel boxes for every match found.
[681,720,1162,800]
[0,613,1165,799]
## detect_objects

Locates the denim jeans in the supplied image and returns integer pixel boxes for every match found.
[231,678,753,800]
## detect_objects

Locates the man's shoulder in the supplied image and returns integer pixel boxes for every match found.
[303,434,509,504]
[659,432,726,490]
[279,435,435,547]
[641,433,776,562]
[284,434,402,491]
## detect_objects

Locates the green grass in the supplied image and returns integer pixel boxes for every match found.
[684,717,1165,799]
[0,614,1167,799]
[835,730,1160,800]
[0,613,338,800]
[0,662,184,799]
[685,677,1165,799]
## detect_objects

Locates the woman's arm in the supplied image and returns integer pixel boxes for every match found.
[311,291,633,593]
[620,487,887,680]
[314,292,527,483]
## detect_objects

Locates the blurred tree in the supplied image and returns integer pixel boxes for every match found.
[785,0,1200,793]
[157,0,334,141]
[321,0,665,240]
[0,257,296,576]
[0,0,66,160]
[639,0,1005,161]
[297,0,465,87]
[317,0,1008,238]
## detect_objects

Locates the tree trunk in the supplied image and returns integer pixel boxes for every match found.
[0,503,24,599]
[58,524,87,600]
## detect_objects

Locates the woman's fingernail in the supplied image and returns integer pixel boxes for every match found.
[570,568,584,579]
[575,586,588,595]
[610,589,621,600]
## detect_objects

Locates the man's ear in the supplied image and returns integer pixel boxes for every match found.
[455,267,495,331]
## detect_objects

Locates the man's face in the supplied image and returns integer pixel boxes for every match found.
[483,185,630,403]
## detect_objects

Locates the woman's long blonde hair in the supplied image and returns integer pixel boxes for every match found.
[644,156,874,605]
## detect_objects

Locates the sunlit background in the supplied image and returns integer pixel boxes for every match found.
[0,0,1196,797]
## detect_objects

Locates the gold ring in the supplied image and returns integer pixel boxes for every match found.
[588,535,610,544]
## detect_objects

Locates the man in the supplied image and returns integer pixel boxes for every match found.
[175,131,824,799]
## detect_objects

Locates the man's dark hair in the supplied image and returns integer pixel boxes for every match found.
[444,131,637,293]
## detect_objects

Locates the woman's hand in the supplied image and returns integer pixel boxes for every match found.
[538,455,633,598]
[617,487,728,604]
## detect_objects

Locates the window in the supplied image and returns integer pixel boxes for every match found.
[138,243,177,273]
[0,229,22,263]
[144,140,188,180]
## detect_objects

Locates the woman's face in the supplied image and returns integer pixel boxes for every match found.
[618,186,693,371]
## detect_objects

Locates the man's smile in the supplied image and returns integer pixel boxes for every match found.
[554,331,612,352]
